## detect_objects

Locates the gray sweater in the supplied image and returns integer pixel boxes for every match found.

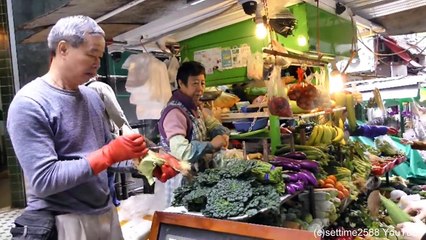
[7,78,113,215]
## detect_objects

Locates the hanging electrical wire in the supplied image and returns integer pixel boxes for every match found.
[341,13,358,74]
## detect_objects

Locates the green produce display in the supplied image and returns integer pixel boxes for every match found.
[172,159,283,220]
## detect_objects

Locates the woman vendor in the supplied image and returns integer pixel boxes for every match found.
[157,61,230,206]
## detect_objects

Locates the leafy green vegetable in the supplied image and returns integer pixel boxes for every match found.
[137,150,165,185]
[172,160,284,220]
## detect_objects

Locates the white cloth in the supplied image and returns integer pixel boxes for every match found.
[55,207,123,240]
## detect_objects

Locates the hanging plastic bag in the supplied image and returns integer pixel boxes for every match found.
[266,66,292,117]
[167,56,179,89]
[263,39,291,69]
[122,53,172,120]
[411,101,426,141]
[247,52,264,81]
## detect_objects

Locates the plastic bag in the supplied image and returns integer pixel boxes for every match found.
[374,135,402,156]
[263,40,291,68]
[247,52,264,81]
[213,92,240,108]
[167,56,179,89]
[266,66,292,117]
[287,72,319,111]
[117,179,168,240]
[410,101,426,141]
[122,53,172,120]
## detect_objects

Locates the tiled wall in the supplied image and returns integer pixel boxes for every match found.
[1,0,26,208]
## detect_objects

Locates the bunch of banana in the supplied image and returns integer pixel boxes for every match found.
[353,155,372,179]
[306,124,345,145]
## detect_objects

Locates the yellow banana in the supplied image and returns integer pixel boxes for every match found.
[338,118,344,130]
[330,125,337,140]
[346,93,357,132]
[332,126,344,143]
[321,125,333,144]
[306,125,319,146]
[314,125,324,145]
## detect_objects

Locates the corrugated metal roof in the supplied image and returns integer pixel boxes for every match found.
[340,0,426,19]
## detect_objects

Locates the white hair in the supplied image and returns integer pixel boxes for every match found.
[47,15,105,55]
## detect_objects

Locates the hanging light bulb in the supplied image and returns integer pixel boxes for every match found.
[255,22,267,39]
[254,5,267,39]
[297,35,307,46]
[329,62,345,94]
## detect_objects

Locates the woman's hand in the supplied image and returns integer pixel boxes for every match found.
[211,135,228,150]
[396,218,426,240]
[400,139,414,145]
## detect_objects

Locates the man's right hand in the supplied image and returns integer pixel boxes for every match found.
[88,133,149,174]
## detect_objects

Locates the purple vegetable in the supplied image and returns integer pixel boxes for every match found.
[300,170,318,186]
[273,156,319,172]
[294,181,305,191]
[287,181,304,194]
[282,172,300,182]
[286,184,297,195]
[270,160,300,171]
[282,151,307,160]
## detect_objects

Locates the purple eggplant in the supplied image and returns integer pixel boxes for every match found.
[286,184,297,195]
[294,181,305,191]
[300,170,318,186]
[272,156,319,172]
[282,151,307,160]
[282,172,300,182]
[270,160,300,171]
[286,181,305,194]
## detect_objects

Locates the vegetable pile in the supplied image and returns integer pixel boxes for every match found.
[172,159,284,219]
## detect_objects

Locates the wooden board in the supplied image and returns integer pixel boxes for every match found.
[149,211,320,240]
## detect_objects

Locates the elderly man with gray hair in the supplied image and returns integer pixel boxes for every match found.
[7,16,148,239]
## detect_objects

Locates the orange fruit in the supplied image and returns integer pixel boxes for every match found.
[324,183,335,188]
[324,179,335,186]
[335,182,344,191]
[318,179,325,187]
[337,191,345,199]
[328,175,337,182]
[342,188,350,197]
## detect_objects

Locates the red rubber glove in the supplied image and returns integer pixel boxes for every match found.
[387,127,398,135]
[153,164,179,183]
[158,153,181,170]
[87,133,148,174]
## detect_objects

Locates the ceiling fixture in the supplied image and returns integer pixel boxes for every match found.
[335,2,346,15]
[269,8,297,38]
[238,0,258,15]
